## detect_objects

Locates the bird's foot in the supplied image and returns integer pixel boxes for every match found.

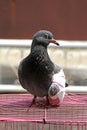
[27,96,50,110]
[29,96,37,107]
[36,96,50,108]
[27,96,37,111]
[45,95,51,108]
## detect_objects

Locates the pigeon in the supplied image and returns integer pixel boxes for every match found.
[18,30,67,106]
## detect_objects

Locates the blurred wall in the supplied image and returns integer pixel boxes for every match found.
[0,0,87,40]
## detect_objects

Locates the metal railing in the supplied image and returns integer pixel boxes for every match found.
[0,39,87,48]
[0,84,87,94]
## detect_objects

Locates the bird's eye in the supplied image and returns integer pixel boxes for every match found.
[44,34,48,39]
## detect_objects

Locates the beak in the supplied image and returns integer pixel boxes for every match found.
[50,39,59,46]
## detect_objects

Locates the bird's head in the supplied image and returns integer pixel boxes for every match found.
[32,30,59,48]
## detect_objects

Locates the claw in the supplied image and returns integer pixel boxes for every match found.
[29,95,37,107]
[27,96,37,112]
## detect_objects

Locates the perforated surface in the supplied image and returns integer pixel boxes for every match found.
[0,94,86,124]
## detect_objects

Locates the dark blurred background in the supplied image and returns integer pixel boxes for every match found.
[0,0,87,40]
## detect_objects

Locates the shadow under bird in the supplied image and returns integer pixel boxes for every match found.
[18,30,65,106]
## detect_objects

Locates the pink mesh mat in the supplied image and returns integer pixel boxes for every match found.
[0,94,87,130]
